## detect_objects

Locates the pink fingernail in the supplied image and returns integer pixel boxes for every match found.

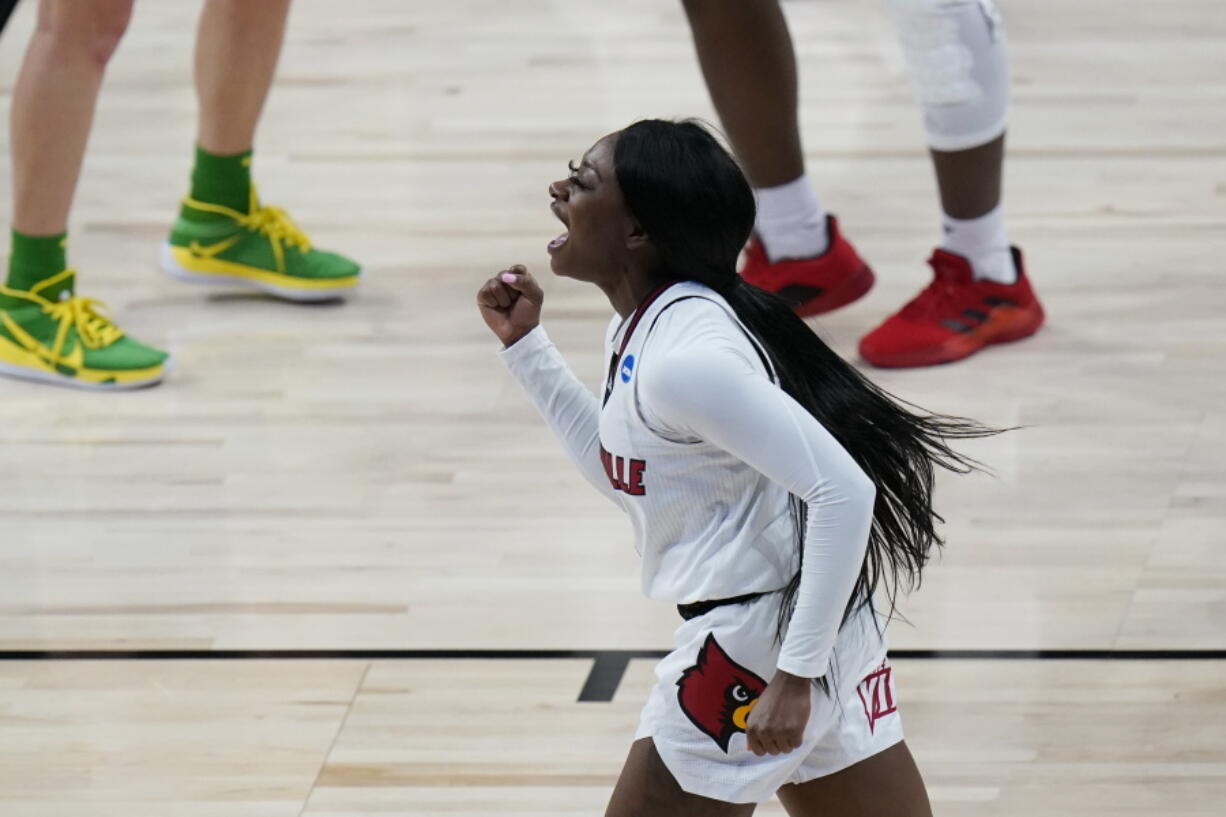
[500,273,516,283]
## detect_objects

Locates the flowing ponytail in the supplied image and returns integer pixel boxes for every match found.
[720,279,992,629]
[614,118,998,629]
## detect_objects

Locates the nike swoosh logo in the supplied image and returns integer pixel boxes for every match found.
[48,343,84,370]
[2,313,84,370]
[188,235,242,259]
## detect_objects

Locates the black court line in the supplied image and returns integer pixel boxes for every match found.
[0,0,19,37]
[3,648,1225,703]
[578,653,632,703]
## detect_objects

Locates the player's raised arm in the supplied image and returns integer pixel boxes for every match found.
[479,267,619,504]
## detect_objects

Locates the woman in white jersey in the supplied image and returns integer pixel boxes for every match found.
[477,120,992,816]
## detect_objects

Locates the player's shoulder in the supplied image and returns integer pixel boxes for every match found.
[640,291,763,396]
[647,284,741,346]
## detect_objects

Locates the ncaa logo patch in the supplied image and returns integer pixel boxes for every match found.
[620,354,635,383]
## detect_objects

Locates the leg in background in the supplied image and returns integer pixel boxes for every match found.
[163,0,362,302]
[681,0,832,263]
[859,0,1044,368]
[194,0,291,158]
[0,0,168,391]
[681,0,874,312]
[9,0,134,243]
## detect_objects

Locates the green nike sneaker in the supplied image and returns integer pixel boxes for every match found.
[161,188,361,302]
[0,269,170,389]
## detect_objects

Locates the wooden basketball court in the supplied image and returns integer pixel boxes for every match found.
[0,0,1222,814]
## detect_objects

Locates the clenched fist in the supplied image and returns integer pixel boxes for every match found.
[477,265,544,348]
[746,669,813,757]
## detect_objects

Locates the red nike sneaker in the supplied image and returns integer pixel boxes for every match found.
[858,246,1044,368]
[740,215,875,317]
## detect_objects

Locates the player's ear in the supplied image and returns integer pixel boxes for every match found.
[625,215,650,251]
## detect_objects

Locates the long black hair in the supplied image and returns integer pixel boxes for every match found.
[613,118,997,633]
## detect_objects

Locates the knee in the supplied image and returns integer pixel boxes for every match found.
[36,0,135,67]
[83,0,135,66]
[87,12,132,66]
[886,0,1009,148]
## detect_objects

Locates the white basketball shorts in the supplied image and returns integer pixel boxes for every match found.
[634,592,905,804]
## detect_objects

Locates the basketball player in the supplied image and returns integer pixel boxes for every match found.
[681,0,1044,367]
[0,0,359,390]
[478,120,994,814]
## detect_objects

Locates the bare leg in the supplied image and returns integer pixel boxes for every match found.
[194,0,292,155]
[605,738,757,817]
[930,133,1004,219]
[10,0,134,236]
[680,0,802,188]
[776,741,932,817]
[164,0,360,302]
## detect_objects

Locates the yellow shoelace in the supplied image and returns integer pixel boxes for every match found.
[0,269,124,366]
[182,186,312,273]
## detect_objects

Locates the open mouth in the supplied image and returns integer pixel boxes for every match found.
[548,200,570,254]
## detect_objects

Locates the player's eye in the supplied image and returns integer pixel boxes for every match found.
[730,684,749,703]
[567,160,587,189]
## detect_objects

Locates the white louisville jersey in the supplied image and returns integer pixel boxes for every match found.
[500,280,876,678]
[595,282,796,605]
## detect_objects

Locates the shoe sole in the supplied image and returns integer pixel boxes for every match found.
[0,356,171,391]
[160,242,360,303]
[794,263,876,318]
[862,305,1045,368]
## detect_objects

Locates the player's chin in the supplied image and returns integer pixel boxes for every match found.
[547,248,572,278]
[548,243,602,283]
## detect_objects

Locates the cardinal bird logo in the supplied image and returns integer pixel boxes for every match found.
[676,634,768,752]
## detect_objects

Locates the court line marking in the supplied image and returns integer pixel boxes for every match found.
[3,649,1224,703]
[577,653,632,703]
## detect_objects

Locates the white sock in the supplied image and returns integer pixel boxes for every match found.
[753,174,829,263]
[940,203,1017,284]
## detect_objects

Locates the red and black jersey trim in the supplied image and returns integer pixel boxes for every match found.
[603,281,681,406]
